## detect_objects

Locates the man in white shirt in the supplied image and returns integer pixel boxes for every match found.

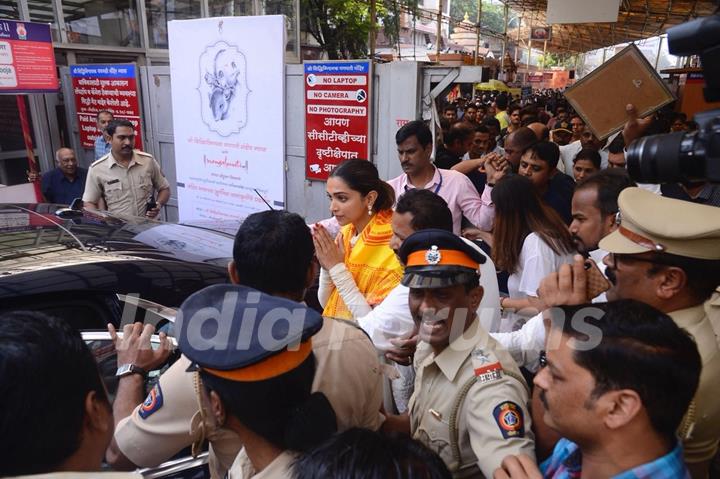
[358,188,501,354]
[330,188,500,413]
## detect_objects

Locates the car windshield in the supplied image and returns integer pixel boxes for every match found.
[0,204,236,267]
[0,205,85,262]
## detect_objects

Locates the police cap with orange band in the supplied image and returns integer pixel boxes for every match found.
[177,284,323,381]
[599,187,720,260]
[398,229,486,288]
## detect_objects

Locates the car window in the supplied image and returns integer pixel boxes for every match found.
[0,292,123,330]
[85,335,180,403]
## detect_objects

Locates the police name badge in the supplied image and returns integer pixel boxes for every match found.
[472,349,503,384]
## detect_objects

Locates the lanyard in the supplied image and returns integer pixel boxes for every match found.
[405,171,443,194]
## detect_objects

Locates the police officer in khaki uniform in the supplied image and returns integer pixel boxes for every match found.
[177,283,337,479]
[393,229,535,478]
[705,287,720,339]
[83,119,170,218]
[106,210,384,478]
[597,187,720,479]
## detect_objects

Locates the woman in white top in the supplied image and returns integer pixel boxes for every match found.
[491,175,576,330]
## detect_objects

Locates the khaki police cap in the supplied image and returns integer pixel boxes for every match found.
[599,187,720,260]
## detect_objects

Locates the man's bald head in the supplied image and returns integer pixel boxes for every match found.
[504,127,538,171]
[528,122,549,141]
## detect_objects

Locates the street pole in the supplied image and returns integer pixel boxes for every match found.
[514,15,521,66]
[436,0,443,63]
[369,0,377,58]
[501,3,509,76]
[527,39,532,80]
[474,0,482,65]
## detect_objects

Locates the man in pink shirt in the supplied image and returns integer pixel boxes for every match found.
[387,120,503,234]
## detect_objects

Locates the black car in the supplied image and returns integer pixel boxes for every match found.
[0,204,243,478]
[0,204,238,330]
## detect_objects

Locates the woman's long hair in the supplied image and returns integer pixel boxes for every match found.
[491,175,575,274]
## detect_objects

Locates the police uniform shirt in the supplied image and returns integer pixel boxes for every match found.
[114,318,384,479]
[597,187,720,476]
[83,150,169,217]
[704,288,720,339]
[226,447,296,479]
[671,305,720,470]
[409,316,535,478]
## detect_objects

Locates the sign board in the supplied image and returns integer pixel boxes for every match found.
[564,44,675,140]
[0,19,59,93]
[528,73,543,83]
[546,0,621,24]
[530,26,552,41]
[168,16,286,222]
[70,64,143,149]
[304,60,371,181]
[521,86,532,100]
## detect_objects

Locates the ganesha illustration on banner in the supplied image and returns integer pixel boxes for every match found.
[197,40,249,136]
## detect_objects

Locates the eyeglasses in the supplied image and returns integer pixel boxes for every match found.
[539,350,547,368]
[607,252,674,270]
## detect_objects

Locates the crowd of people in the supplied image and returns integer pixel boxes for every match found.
[2,86,720,479]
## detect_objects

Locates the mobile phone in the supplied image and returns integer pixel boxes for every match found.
[584,259,611,301]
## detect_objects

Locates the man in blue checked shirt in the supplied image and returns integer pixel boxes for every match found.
[94,110,113,160]
[494,301,700,479]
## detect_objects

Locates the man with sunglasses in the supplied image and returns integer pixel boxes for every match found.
[543,186,720,478]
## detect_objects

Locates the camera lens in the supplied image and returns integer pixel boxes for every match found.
[626,131,705,183]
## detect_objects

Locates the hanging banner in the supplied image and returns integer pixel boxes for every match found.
[547,0,621,24]
[70,64,143,150]
[0,19,59,93]
[304,60,372,181]
[168,16,286,222]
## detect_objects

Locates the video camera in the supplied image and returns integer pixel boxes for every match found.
[626,2,720,183]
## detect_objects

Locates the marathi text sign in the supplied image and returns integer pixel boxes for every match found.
[305,60,371,181]
[0,19,59,93]
[70,64,143,149]
[168,16,286,222]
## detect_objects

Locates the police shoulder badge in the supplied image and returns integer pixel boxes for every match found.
[138,383,164,420]
[472,349,503,383]
[493,401,525,439]
[425,245,442,265]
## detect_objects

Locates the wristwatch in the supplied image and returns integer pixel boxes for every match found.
[116,363,147,378]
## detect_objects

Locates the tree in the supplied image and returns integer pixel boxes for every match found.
[538,52,580,69]
[301,0,373,59]
[449,0,506,34]
[301,0,418,60]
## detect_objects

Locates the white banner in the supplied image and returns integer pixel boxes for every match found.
[168,16,285,222]
[546,0,621,24]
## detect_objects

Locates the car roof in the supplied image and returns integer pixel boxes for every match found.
[0,204,238,305]
[0,204,238,267]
